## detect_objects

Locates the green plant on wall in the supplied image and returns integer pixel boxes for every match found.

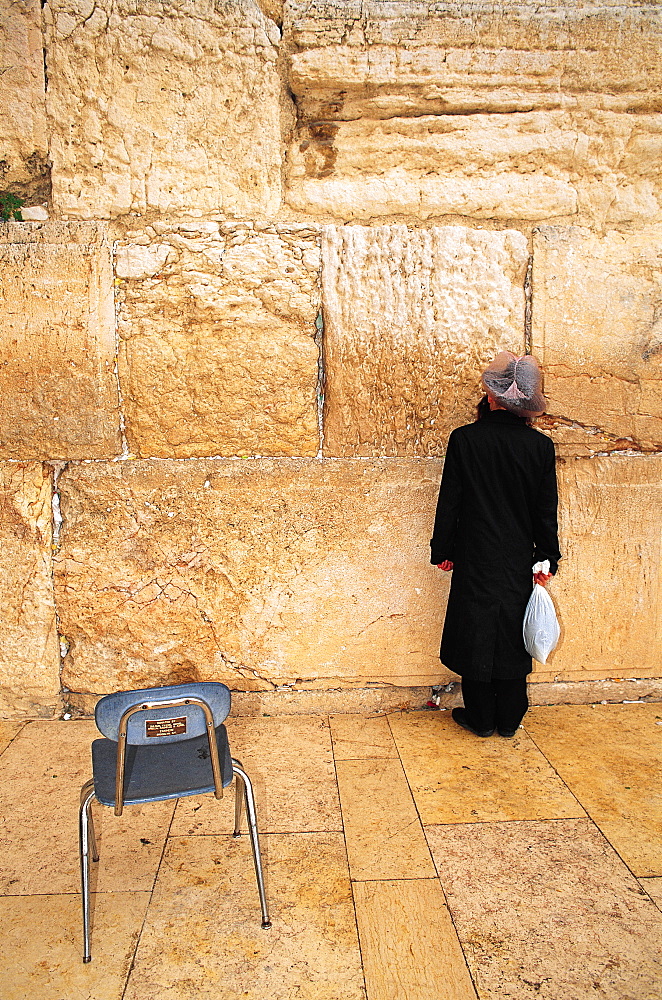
[0,192,24,221]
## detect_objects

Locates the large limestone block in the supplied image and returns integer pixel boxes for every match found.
[0,463,60,717]
[286,1,662,118]
[116,222,321,458]
[286,110,662,225]
[535,455,662,682]
[0,220,107,245]
[0,222,121,460]
[322,225,528,457]
[44,0,283,219]
[54,458,449,694]
[532,226,662,455]
[287,112,576,222]
[0,0,49,199]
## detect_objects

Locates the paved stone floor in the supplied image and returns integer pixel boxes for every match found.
[0,703,660,1000]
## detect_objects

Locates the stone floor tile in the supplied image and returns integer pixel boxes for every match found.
[0,891,150,1000]
[0,721,24,755]
[170,715,341,835]
[639,877,662,911]
[123,832,366,1000]
[353,879,477,1000]
[0,721,175,894]
[224,714,334,759]
[524,704,662,875]
[388,711,584,825]
[330,713,398,759]
[427,818,662,1000]
[335,757,435,880]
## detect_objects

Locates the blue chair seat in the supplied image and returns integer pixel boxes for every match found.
[91,724,233,807]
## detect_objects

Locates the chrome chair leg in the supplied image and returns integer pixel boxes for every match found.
[88,799,99,864]
[79,779,97,962]
[231,762,271,928]
[232,760,245,838]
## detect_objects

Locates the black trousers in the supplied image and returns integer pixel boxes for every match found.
[461,677,529,733]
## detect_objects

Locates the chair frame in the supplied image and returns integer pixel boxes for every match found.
[79,691,271,963]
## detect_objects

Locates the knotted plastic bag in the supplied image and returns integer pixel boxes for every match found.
[523,561,560,664]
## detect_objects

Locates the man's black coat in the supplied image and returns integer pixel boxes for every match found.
[430,409,561,681]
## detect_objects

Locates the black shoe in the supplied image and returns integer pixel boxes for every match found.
[451,707,495,738]
[497,727,519,738]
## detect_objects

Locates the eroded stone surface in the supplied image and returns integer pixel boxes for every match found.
[44,0,284,219]
[286,111,662,225]
[533,226,662,454]
[124,833,365,1000]
[389,710,584,825]
[353,879,477,1000]
[65,684,435,718]
[0,892,151,1000]
[55,458,448,695]
[116,222,321,458]
[528,677,662,707]
[170,715,341,835]
[0,220,107,245]
[534,455,662,682]
[285,1,662,119]
[524,704,662,876]
[284,4,662,226]
[427,818,662,1000]
[322,225,527,456]
[0,464,60,718]
[0,222,121,459]
[336,757,436,879]
[0,720,174,892]
[0,0,49,201]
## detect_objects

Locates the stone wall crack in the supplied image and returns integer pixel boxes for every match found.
[315,307,325,456]
[524,252,533,354]
[112,240,131,459]
[49,461,68,716]
[540,413,662,456]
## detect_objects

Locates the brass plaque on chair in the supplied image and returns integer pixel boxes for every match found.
[145,717,187,738]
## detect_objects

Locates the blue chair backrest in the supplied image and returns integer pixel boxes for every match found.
[95,682,231,745]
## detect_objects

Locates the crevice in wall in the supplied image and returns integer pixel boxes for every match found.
[111,240,131,460]
[539,413,662,457]
[50,461,66,552]
[48,461,69,717]
[315,307,325,457]
[524,252,533,354]
[39,7,53,218]
[1,153,52,209]
[277,13,299,211]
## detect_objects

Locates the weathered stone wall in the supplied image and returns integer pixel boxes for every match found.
[116,221,321,458]
[533,225,662,455]
[1,0,661,715]
[43,0,285,219]
[284,2,662,228]
[55,459,448,693]
[0,463,59,718]
[322,225,528,455]
[0,0,49,203]
[0,222,121,460]
[542,455,662,681]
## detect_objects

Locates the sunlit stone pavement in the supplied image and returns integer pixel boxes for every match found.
[0,703,660,999]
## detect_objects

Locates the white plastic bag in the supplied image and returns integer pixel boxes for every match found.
[523,563,560,664]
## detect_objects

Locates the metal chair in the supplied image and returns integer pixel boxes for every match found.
[78,681,271,962]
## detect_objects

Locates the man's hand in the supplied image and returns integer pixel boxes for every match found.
[437,560,454,571]
[534,571,552,586]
